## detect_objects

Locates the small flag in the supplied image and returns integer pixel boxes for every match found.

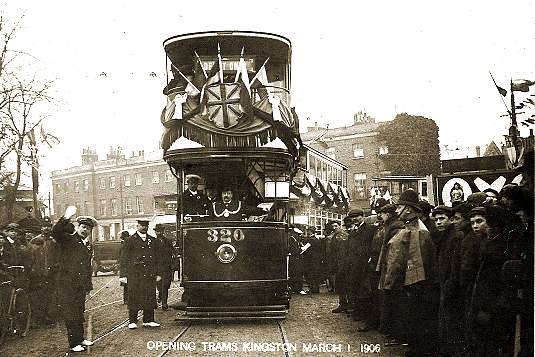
[512,79,535,92]
[172,64,200,96]
[250,58,270,99]
[489,72,507,96]
[234,47,251,94]
[193,52,207,91]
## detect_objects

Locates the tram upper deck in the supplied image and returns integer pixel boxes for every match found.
[159,31,300,160]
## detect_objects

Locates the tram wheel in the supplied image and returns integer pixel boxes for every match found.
[13,289,31,337]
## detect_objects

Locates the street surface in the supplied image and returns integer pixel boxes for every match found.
[0,273,407,356]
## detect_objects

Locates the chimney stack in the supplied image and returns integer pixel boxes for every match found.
[475,146,481,157]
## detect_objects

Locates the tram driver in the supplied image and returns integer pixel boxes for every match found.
[182,174,207,220]
[210,186,267,221]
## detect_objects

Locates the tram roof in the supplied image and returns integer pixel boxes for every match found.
[163,31,291,65]
[163,147,294,166]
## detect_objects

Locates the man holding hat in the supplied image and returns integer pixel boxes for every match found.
[51,206,96,353]
[119,219,162,329]
[182,174,207,217]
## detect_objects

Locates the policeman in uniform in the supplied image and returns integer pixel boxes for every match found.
[182,174,207,217]
[119,220,162,329]
[51,206,95,353]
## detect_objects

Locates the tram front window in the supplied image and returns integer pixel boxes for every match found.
[209,187,267,221]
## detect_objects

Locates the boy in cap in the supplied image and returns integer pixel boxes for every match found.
[120,219,162,329]
[51,207,96,353]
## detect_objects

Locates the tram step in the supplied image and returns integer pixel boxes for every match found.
[185,310,286,317]
[185,305,287,312]
[175,315,286,321]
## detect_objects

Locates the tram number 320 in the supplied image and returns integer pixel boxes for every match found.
[207,228,245,242]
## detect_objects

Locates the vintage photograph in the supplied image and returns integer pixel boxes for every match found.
[0,1,533,356]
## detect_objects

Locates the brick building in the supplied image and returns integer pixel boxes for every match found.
[51,148,176,241]
[301,111,388,210]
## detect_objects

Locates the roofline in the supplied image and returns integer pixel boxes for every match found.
[163,31,291,50]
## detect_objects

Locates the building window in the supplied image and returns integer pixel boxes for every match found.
[136,196,144,214]
[326,147,336,159]
[55,183,61,193]
[421,181,428,197]
[74,181,80,193]
[100,199,106,216]
[125,198,133,215]
[123,175,131,187]
[83,179,89,191]
[379,146,389,155]
[135,173,142,186]
[165,170,173,182]
[109,176,116,189]
[63,182,68,192]
[110,199,117,216]
[84,201,90,214]
[152,171,160,184]
[353,173,367,199]
[99,177,106,189]
[352,144,364,158]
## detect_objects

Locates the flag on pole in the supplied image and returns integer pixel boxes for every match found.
[234,47,251,95]
[193,51,207,91]
[250,57,270,99]
[217,43,224,83]
[489,72,507,97]
[512,79,535,92]
[172,64,200,96]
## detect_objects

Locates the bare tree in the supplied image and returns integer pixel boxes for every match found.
[0,13,55,223]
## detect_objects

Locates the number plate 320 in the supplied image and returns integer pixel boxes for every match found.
[207,228,245,242]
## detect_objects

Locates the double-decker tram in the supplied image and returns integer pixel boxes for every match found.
[160,31,302,320]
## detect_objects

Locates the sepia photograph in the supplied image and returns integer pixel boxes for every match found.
[0,0,533,356]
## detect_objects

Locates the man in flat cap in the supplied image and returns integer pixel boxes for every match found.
[120,219,162,329]
[51,207,95,353]
[345,208,378,331]
[182,174,207,218]
[392,189,438,356]
[431,205,464,356]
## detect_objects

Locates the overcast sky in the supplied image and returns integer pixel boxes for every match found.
[4,0,535,191]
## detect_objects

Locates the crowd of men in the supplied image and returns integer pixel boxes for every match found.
[289,179,533,357]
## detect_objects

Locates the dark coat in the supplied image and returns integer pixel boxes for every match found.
[303,236,324,283]
[347,222,377,298]
[431,224,463,300]
[120,232,163,310]
[182,189,207,215]
[52,217,93,320]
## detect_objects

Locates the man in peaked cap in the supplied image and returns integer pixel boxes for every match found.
[120,219,163,329]
[393,189,439,356]
[51,207,96,353]
[182,174,207,218]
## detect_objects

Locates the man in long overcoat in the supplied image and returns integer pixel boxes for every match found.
[120,220,162,329]
[346,208,377,331]
[51,207,95,353]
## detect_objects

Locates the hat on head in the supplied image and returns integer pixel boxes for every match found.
[186,174,201,183]
[292,227,303,234]
[397,189,422,211]
[343,216,354,226]
[42,216,52,227]
[468,206,487,218]
[419,200,433,215]
[347,208,364,218]
[76,216,97,228]
[452,202,473,218]
[467,192,487,205]
[483,188,499,197]
[137,219,150,226]
[374,198,388,209]
[377,203,397,215]
[119,230,130,239]
[154,224,165,232]
[5,222,20,231]
[432,205,453,217]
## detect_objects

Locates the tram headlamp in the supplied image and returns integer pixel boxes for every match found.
[215,244,237,264]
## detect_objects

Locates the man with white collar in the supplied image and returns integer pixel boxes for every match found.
[210,186,266,221]
[119,220,162,329]
[51,206,96,353]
